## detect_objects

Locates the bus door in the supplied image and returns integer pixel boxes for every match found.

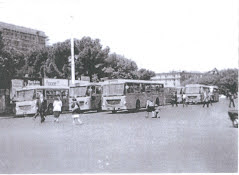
[89,86,97,109]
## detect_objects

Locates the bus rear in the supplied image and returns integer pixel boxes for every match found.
[185,84,208,104]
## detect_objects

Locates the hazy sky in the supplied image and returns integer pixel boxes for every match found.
[0,0,238,73]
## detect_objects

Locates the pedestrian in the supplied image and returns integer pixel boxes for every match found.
[33,92,43,119]
[228,91,235,108]
[154,104,161,118]
[171,91,178,107]
[182,92,188,107]
[33,95,41,119]
[146,99,155,118]
[202,90,209,108]
[71,99,83,125]
[208,90,213,106]
[53,95,62,122]
[39,97,47,123]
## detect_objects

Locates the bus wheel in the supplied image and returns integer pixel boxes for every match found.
[112,110,117,114]
[136,100,140,111]
[48,104,53,115]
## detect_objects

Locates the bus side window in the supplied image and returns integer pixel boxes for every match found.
[146,85,151,92]
[156,85,160,92]
[133,84,140,93]
[141,84,145,92]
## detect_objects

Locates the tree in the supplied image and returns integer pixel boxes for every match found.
[0,47,25,80]
[137,68,156,80]
[75,37,110,81]
[218,69,238,94]
[102,53,138,79]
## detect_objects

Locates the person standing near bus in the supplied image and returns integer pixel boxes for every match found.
[71,98,83,125]
[182,92,188,107]
[208,89,213,106]
[228,91,235,108]
[146,99,155,118]
[53,95,62,122]
[39,97,47,123]
[33,92,43,119]
[202,90,209,108]
[172,92,178,107]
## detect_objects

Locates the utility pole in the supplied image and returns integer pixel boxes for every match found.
[70,16,75,85]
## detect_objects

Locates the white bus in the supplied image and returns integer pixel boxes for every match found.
[184,84,209,104]
[102,79,164,113]
[69,82,102,112]
[14,86,69,116]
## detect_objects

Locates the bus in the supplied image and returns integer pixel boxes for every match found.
[69,82,102,112]
[208,85,219,102]
[14,86,69,116]
[101,79,164,113]
[184,84,209,104]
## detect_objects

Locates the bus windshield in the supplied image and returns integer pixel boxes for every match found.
[185,87,200,94]
[70,86,88,97]
[17,90,35,101]
[103,84,124,96]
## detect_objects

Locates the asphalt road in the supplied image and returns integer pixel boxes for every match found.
[0,98,237,173]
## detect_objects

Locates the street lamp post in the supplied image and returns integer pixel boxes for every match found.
[70,16,75,85]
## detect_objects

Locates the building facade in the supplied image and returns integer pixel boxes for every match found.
[0,21,47,52]
[151,71,204,87]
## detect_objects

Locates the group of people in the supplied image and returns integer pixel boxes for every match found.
[171,91,188,107]
[33,93,82,125]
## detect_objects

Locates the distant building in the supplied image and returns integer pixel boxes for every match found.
[0,21,47,52]
[151,71,204,87]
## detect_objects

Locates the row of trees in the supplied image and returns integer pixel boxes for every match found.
[0,33,155,83]
[0,32,237,93]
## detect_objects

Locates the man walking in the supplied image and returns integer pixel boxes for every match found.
[172,92,178,107]
[228,91,235,108]
[202,90,209,108]
[182,92,188,107]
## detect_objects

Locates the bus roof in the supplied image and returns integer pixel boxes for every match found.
[207,85,219,89]
[185,84,208,88]
[16,85,69,91]
[102,79,164,85]
[70,82,103,88]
